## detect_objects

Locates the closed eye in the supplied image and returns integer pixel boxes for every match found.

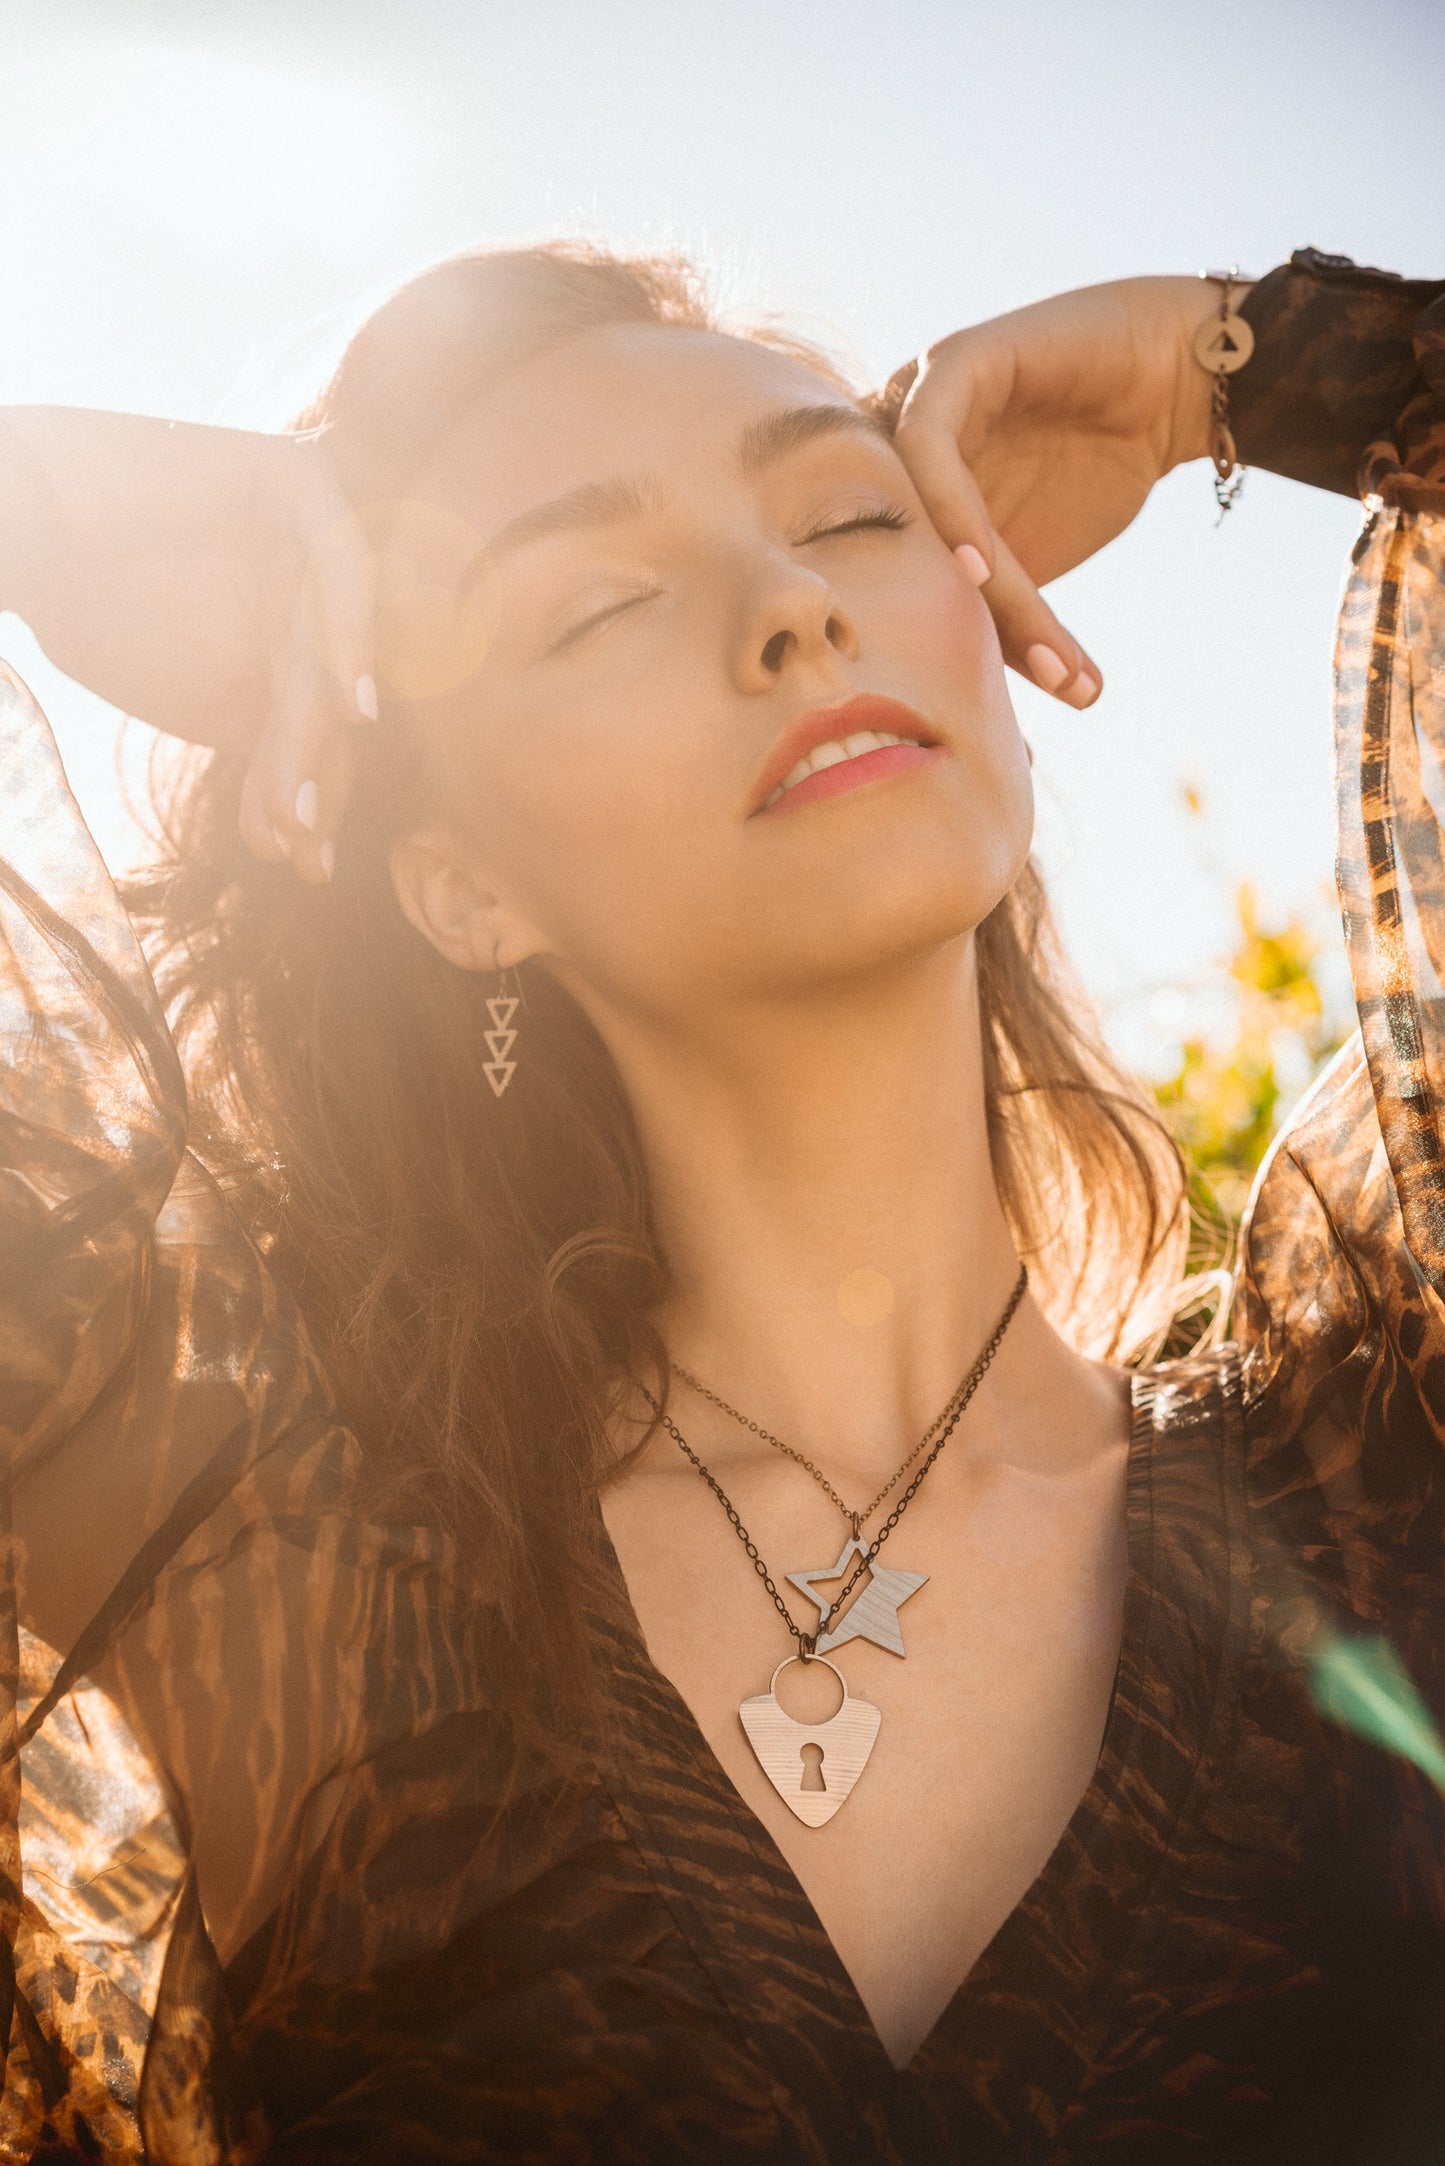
[797,505,912,545]
[549,589,657,654]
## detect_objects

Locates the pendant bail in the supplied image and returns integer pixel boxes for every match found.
[739,1656,882,1825]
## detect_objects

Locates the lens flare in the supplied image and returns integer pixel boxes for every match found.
[1306,1629,1445,1794]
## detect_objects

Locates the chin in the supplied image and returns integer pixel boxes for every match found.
[754,843,1023,993]
[836,791,1027,931]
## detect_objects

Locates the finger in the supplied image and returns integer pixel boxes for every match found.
[248,628,354,882]
[901,323,1012,450]
[239,733,289,863]
[893,412,998,573]
[299,456,378,724]
[295,727,355,885]
[970,534,1102,709]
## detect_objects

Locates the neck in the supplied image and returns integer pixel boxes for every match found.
[594,937,1025,1477]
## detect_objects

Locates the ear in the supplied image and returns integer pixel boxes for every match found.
[389,829,545,974]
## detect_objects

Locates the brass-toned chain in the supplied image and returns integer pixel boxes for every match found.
[650,1420,819,1657]
[1195,266,1255,520]
[672,1372,859,1525]
[644,1265,1028,1655]
[675,1302,1008,1534]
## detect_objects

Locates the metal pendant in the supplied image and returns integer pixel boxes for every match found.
[739,1656,881,1827]
[1192,310,1255,374]
[787,1536,927,1657]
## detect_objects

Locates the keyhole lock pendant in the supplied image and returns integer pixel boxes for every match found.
[738,1656,881,1827]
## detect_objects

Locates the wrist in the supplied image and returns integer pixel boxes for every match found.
[1167,276,1256,472]
[0,412,65,627]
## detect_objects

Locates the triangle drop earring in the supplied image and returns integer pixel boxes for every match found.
[484,948,522,1098]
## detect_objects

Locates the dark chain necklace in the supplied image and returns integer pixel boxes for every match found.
[645,1263,1028,1659]
[642,1265,1028,1828]
[673,1337,993,1535]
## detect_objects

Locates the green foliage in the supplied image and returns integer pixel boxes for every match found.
[1152,872,1349,1243]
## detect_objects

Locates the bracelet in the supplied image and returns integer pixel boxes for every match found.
[1194,268,1255,518]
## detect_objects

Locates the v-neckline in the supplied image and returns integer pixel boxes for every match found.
[590,1351,1248,2146]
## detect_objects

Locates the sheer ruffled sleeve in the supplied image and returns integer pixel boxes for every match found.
[1235,256,1445,1533]
[1232,246,1445,503]
[0,663,482,2160]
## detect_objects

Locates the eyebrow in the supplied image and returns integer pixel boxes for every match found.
[737,401,890,475]
[485,475,663,559]
[482,403,889,561]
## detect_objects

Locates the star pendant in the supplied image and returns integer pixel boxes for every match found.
[786,1535,928,1658]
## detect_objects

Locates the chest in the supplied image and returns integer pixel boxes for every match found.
[602,1439,1131,2067]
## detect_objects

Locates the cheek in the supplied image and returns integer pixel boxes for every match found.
[882,560,1023,791]
[886,557,1001,692]
[438,675,720,959]
[907,569,1034,884]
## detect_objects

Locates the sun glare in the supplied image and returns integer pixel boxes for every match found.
[8,44,410,258]
[0,42,430,871]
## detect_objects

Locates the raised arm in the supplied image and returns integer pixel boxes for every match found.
[1228,247,1445,501]
[893,247,1445,1401]
[0,405,372,882]
[890,251,1445,694]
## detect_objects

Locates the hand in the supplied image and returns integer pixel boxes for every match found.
[234,438,376,885]
[4,411,375,884]
[892,275,1221,706]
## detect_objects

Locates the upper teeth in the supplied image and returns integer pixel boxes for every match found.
[762,731,920,810]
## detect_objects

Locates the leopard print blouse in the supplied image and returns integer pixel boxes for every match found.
[2,249,1444,2163]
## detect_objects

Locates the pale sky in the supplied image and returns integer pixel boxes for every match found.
[3,0,1440,1065]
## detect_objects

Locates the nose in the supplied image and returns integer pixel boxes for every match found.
[734,555,860,693]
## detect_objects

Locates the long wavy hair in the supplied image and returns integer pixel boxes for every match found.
[126,241,1189,1759]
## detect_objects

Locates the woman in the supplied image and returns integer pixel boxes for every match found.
[1,241,1443,2162]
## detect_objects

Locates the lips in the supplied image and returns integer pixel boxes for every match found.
[748,694,941,817]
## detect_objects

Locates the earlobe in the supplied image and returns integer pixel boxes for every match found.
[390,829,551,976]
[389,833,498,974]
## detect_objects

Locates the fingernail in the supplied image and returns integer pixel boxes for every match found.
[1025,642,1069,693]
[1069,666,1102,707]
[355,673,379,721]
[294,779,319,832]
[955,543,991,587]
[318,840,336,881]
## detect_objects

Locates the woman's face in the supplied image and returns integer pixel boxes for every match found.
[391,322,1033,1023]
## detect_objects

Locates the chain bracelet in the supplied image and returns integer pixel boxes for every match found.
[1194,267,1255,520]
